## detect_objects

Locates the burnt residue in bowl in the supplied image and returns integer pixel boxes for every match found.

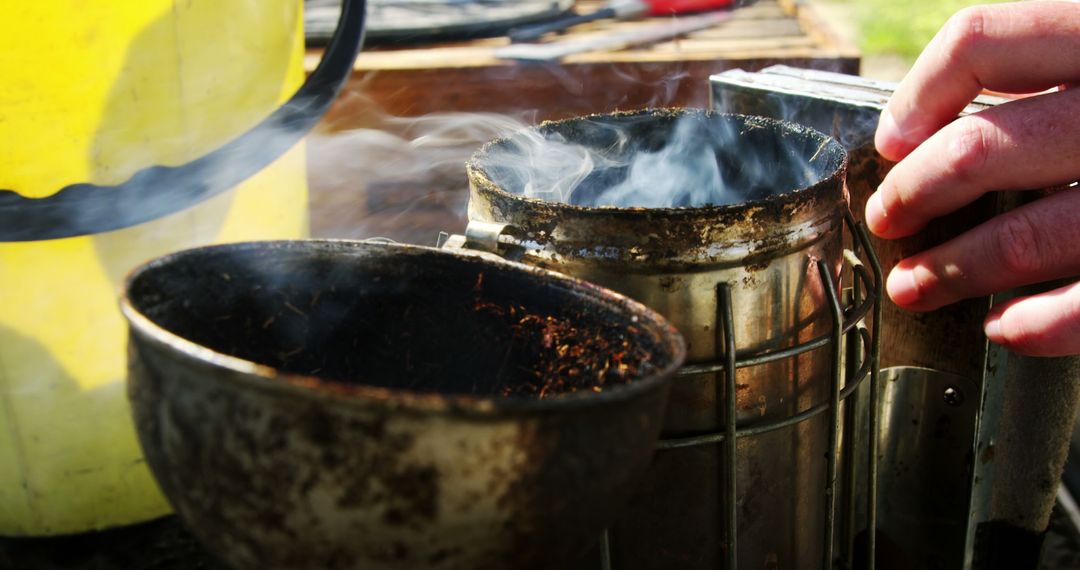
[126,242,667,399]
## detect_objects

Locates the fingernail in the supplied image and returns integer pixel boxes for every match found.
[872,108,898,153]
[865,191,889,235]
[875,109,908,160]
[984,316,1003,342]
[877,109,900,140]
[886,266,920,307]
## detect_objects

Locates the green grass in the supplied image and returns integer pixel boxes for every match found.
[837,0,1010,60]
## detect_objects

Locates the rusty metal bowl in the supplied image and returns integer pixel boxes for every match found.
[120,240,685,570]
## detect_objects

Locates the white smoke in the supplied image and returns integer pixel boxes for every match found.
[471,111,836,210]
[307,111,538,242]
[591,116,730,208]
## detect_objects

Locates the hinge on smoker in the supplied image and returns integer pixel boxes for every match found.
[437,221,526,260]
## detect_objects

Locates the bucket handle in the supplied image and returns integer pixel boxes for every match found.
[0,0,367,242]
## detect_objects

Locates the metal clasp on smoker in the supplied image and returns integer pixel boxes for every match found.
[438,220,526,258]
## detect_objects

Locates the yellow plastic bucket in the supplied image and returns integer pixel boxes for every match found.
[0,0,364,535]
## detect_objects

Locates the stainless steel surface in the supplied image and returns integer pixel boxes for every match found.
[712,65,1080,570]
[712,65,1002,383]
[965,337,1007,570]
[461,109,850,569]
[872,367,980,570]
[121,240,686,570]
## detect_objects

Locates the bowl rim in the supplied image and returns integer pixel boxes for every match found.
[466,108,848,217]
[120,239,687,417]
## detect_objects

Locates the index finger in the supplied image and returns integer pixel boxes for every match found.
[876,1,1080,161]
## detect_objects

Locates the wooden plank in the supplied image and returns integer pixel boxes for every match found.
[689,19,805,39]
[648,36,819,52]
[779,0,860,59]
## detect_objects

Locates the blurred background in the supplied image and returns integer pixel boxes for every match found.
[813,0,1008,80]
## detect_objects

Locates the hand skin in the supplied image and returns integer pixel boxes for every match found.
[866,1,1080,356]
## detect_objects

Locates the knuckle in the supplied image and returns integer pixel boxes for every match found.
[994,213,1047,275]
[943,6,992,60]
[945,119,993,181]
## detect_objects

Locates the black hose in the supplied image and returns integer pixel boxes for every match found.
[0,0,367,242]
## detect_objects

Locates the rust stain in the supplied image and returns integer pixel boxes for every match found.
[466,108,847,273]
[981,443,996,465]
[658,275,683,292]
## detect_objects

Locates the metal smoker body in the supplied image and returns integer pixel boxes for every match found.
[457,109,865,569]
[711,65,1080,570]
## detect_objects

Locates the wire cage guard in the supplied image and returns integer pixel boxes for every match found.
[597,210,883,570]
[439,209,884,570]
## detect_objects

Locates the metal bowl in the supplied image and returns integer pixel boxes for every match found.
[121,240,685,570]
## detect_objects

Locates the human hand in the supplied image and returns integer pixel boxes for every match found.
[866,1,1080,356]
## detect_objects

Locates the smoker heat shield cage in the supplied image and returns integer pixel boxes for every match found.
[443,109,885,570]
[618,210,884,570]
[444,211,883,570]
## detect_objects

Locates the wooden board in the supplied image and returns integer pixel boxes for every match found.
[304,0,860,242]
